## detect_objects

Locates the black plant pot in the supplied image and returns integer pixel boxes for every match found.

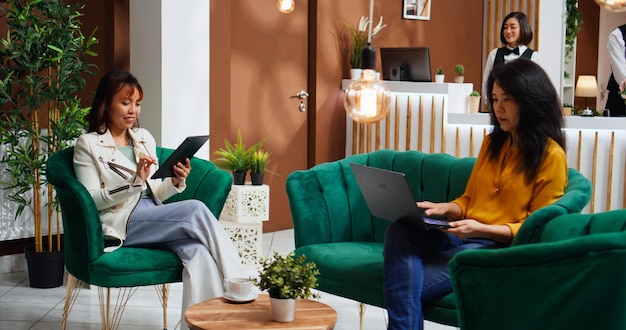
[250,172,265,186]
[232,171,247,185]
[24,245,65,288]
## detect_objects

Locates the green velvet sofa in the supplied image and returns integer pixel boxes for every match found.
[47,146,232,329]
[450,209,626,330]
[286,149,592,327]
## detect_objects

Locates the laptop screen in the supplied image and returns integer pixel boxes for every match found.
[380,47,432,82]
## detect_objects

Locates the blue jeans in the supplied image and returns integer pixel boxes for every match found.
[383,221,505,330]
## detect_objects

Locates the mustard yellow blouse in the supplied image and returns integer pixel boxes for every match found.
[452,135,568,236]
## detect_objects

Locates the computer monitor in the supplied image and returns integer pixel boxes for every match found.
[380,47,432,82]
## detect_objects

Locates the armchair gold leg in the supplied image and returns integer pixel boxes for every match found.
[98,286,137,330]
[357,302,367,330]
[155,283,170,330]
[62,274,83,330]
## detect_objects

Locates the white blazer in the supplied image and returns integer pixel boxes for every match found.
[73,128,185,244]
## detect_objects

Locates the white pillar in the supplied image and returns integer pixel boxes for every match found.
[129,0,211,159]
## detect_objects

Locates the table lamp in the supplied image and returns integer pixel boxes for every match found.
[575,75,598,116]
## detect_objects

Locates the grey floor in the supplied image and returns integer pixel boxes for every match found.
[0,229,455,329]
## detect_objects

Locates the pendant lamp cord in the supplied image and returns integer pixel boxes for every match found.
[367,0,374,43]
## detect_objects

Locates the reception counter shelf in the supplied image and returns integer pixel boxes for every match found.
[343,80,626,214]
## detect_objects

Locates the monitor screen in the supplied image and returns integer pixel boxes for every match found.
[380,47,432,82]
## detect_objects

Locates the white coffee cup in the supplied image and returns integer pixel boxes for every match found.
[223,277,253,300]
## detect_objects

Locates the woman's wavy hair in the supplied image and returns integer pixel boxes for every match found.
[486,58,565,183]
[85,70,143,134]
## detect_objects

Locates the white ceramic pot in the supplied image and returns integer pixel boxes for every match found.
[270,297,296,322]
[350,68,362,80]
[435,74,444,83]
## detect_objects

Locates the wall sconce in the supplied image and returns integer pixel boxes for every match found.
[278,0,295,13]
[343,0,390,124]
[575,75,598,115]
[594,0,626,12]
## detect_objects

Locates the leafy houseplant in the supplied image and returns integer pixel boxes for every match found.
[213,129,266,185]
[0,0,98,288]
[253,251,320,321]
[254,251,320,300]
[345,16,386,69]
[565,0,583,62]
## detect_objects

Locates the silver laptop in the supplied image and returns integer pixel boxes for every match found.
[350,163,451,230]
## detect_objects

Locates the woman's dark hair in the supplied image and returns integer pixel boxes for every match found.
[85,70,144,134]
[500,12,533,46]
[486,58,565,183]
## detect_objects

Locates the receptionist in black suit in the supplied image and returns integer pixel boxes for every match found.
[481,12,542,107]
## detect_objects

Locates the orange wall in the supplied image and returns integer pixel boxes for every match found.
[209,1,484,166]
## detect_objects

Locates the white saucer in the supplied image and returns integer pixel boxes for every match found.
[223,292,258,303]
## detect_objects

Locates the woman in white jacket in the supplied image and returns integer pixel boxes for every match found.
[73,70,248,327]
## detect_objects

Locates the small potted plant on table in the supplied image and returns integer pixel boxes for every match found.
[253,251,320,322]
[435,66,445,83]
[454,64,465,83]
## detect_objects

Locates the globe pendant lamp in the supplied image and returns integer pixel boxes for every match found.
[343,0,391,124]
[278,0,295,13]
[594,0,626,11]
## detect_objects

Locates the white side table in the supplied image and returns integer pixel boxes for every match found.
[219,184,269,269]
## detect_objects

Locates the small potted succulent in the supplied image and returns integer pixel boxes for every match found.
[435,66,445,83]
[454,64,465,83]
[253,251,320,322]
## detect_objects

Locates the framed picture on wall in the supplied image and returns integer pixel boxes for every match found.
[403,0,430,20]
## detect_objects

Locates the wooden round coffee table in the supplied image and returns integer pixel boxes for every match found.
[185,294,337,329]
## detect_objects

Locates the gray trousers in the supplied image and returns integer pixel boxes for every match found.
[124,197,248,327]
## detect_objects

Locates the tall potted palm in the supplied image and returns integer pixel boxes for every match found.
[0,0,98,288]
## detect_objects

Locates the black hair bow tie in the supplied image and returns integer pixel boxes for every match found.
[503,47,520,55]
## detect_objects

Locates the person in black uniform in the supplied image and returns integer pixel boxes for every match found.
[481,12,542,105]
[606,24,626,117]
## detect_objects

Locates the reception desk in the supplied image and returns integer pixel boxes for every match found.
[343,80,626,214]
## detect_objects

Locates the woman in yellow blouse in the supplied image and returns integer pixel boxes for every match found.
[383,58,567,330]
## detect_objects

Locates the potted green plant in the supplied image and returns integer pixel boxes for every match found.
[345,15,386,79]
[468,91,481,114]
[454,64,465,83]
[562,103,573,116]
[213,129,266,185]
[0,0,97,288]
[250,149,271,185]
[435,66,444,83]
[253,251,320,322]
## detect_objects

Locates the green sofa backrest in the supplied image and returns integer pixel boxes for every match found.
[287,150,475,248]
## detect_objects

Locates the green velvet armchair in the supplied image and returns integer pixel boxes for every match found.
[450,209,626,330]
[47,146,232,330]
[286,149,592,328]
